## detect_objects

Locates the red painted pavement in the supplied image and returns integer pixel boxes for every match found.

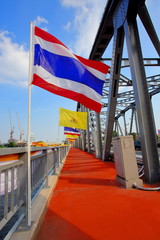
[35,148,160,240]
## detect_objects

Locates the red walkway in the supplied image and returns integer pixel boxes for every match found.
[35,148,160,240]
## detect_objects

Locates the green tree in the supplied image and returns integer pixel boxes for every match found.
[112,131,118,137]
[8,142,18,147]
[130,132,137,141]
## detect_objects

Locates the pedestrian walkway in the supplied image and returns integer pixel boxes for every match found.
[35,148,160,240]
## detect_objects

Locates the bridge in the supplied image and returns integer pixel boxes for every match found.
[0,0,160,239]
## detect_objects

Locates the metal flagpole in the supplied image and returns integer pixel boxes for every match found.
[58,125,61,166]
[27,21,34,227]
[58,107,61,166]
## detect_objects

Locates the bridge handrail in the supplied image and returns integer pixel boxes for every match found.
[0,145,70,239]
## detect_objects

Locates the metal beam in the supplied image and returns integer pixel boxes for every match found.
[95,112,102,158]
[88,110,96,154]
[129,107,134,134]
[123,113,128,135]
[117,120,123,136]
[102,58,160,68]
[89,0,116,60]
[138,3,160,56]
[124,18,160,183]
[86,108,91,153]
[134,110,139,139]
[103,27,124,161]
[87,0,160,184]
[114,83,160,120]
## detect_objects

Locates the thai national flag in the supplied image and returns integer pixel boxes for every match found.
[64,127,80,136]
[32,26,109,113]
[158,129,160,135]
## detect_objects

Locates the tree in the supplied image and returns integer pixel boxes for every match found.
[130,132,137,141]
[8,142,18,147]
[112,131,118,137]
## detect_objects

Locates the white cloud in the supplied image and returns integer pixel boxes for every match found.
[61,0,89,12]
[64,22,71,31]
[0,31,29,87]
[60,0,106,57]
[32,16,49,31]
[0,16,49,87]
[33,16,48,26]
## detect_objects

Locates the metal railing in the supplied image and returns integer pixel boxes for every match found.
[0,145,70,239]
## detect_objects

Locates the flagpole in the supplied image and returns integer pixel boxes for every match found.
[58,108,61,166]
[27,21,33,227]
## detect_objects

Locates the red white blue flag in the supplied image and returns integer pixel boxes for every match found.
[64,127,80,136]
[32,26,109,113]
[158,129,160,135]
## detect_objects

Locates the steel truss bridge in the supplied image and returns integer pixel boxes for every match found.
[76,0,160,184]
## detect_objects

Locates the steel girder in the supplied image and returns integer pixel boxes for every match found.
[85,0,160,183]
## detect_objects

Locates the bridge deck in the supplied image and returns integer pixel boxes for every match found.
[35,148,160,240]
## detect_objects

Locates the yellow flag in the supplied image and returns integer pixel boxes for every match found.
[66,134,79,139]
[59,108,87,130]
[68,139,75,143]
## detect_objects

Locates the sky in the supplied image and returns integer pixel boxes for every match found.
[0,0,159,143]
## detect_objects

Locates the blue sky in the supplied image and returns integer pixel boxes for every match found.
[0,0,159,143]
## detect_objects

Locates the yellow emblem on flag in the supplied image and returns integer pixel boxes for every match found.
[59,108,87,130]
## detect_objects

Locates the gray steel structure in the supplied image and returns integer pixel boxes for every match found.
[77,0,160,184]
